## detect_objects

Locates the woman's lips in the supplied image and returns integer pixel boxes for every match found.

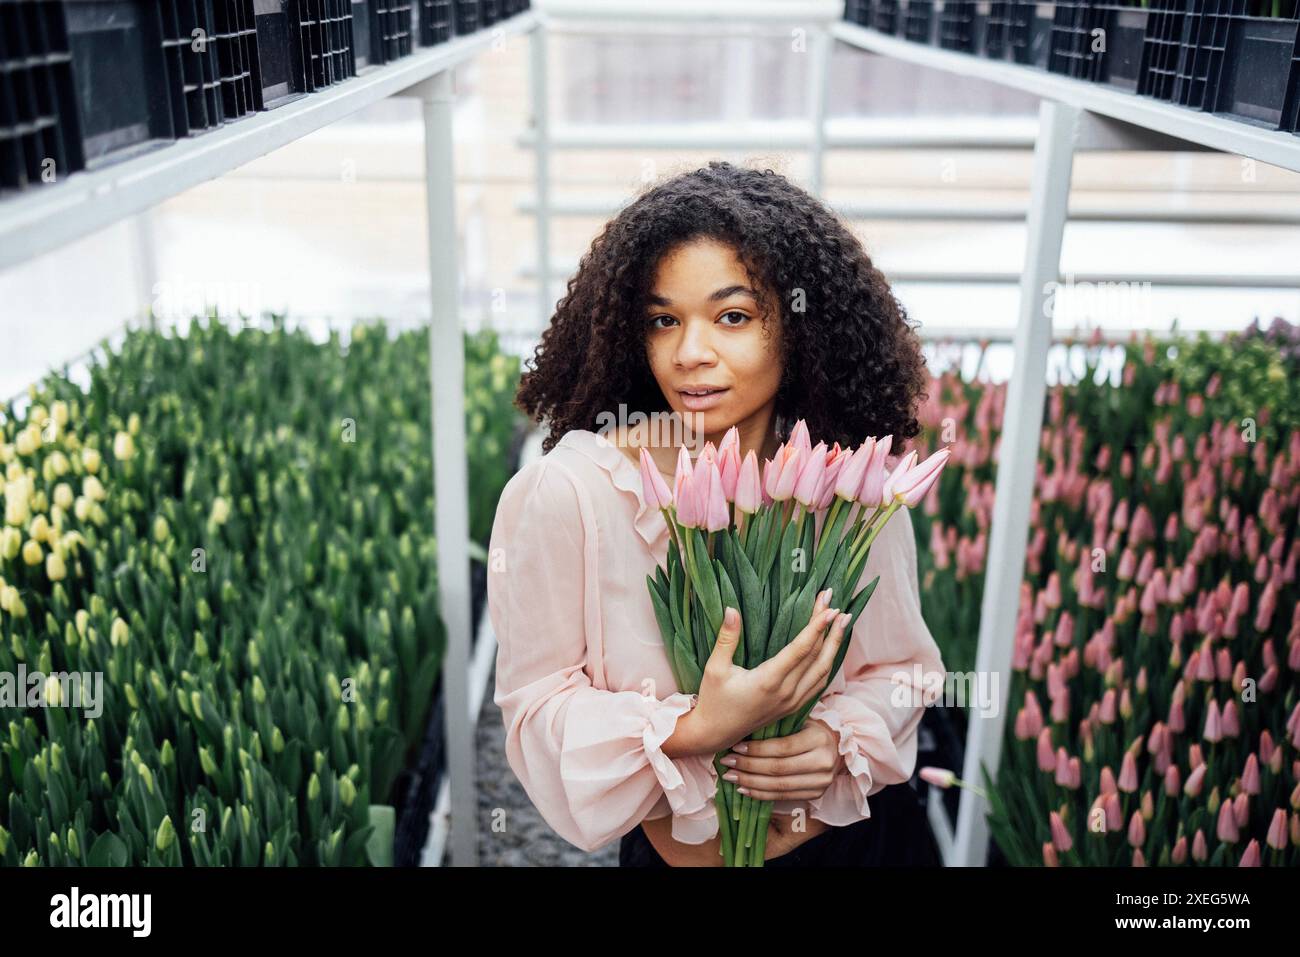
[678,388,729,411]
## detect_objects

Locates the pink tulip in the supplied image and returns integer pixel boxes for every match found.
[1192,829,1208,862]
[856,435,893,506]
[718,443,741,502]
[1216,800,1239,843]
[1036,728,1055,772]
[815,443,848,509]
[1049,810,1073,853]
[1183,763,1207,798]
[639,447,673,510]
[919,766,956,789]
[764,441,804,502]
[1105,793,1123,832]
[787,418,812,455]
[1203,699,1223,743]
[734,450,763,514]
[835,438,875,501]
[793,441,827,508]
[1118,751,1138,793]
[1266,808,1288,850]
[1042,843,1059,867]
[674,452,699,528]
[1241,754,1261,795]
[1238,839,1261,867]
[699,461,730,533]
[1127,811,1145,848]
[890,447,951,507]
[879,449,918,505]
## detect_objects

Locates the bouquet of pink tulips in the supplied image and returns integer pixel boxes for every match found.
[639,418,950,866]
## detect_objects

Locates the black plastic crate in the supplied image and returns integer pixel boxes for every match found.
[982,0,1051,64]
[478,0,495,27]
[872,0,900,31]
[1140,0,1199,101]
[212,0,262,117]
[251,0,305,108]
[845,0,874,23]
[1197,0,1300,131]
[453,0,477,35]
[416,0,450,44]
[900,0,936,42]
[366,0,412,64]
[297,0,355,91]
[63,0,177,167]
[1047,0,1100,76]
[938,0,988,51]
[1094,1,1154,90]
[0,0,84,191]
[159,0,225,136]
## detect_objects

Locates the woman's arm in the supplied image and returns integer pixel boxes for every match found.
[804,505,946,823]
[489,456,720,852]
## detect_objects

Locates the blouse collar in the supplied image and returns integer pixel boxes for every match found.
[556,429,671,552]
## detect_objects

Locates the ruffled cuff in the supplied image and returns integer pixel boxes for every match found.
[806,695,881,825]
[642,692,721,844]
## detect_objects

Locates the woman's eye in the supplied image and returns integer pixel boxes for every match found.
[719,311,750,326]
[648,315,676,330]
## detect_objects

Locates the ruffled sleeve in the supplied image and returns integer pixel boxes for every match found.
[489,454,720,852]
[806,505,945,825]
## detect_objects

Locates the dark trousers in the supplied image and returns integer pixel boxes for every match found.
[619,781,942,867]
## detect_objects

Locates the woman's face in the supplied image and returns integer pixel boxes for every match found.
[643,238,783,448]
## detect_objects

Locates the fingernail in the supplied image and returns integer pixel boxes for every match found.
[838,612,851,630]
[734,743,749,754]
[723,772,739,782]
[737,787,749,795]
[720,756,736,766]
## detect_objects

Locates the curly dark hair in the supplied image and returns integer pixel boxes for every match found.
[516,160,930,455]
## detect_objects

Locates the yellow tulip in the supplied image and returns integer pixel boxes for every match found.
[82,475,105,502]
[0,527,20,560]
[21,539,42,566]
[113,431,135,461]
[53,483,73,510]
[45,551,66,582]
[28,514,49,543]
[52,400,69,427]
[82,447,101,474]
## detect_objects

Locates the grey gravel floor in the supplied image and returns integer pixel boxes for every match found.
[475,658,620,867]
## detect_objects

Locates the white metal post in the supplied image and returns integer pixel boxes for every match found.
[405,68,477,867]
[531,24,552,328]
[806,21,831,197]
[951,100,1081,867]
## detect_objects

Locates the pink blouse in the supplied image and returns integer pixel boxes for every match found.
[488,428,946,853]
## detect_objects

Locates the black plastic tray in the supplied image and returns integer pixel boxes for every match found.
[0,0,85,191]
[64,0,177,167]
[416,0,451,44]
[982,0,1053,66]
[453,0,478,36]
[1200,3,1299,131]
[938,0,988,52]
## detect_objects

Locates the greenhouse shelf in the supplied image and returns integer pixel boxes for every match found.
[0,8,537,272]
[834,19,1300,172]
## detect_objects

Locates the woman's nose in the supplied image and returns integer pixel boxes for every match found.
[675,317,717,366]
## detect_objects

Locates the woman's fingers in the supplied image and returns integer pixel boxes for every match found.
[759,589,835,678]
[792,611,851,705]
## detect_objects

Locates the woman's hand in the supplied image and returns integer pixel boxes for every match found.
[717,719,846,801]
[685,589,851,755]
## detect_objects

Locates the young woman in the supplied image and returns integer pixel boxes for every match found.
[488,161,945,867]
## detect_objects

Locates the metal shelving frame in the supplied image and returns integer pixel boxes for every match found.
[834,19,1300,868]
[0,9,540,870]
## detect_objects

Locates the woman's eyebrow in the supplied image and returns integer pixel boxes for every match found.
[646,285,758,307]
